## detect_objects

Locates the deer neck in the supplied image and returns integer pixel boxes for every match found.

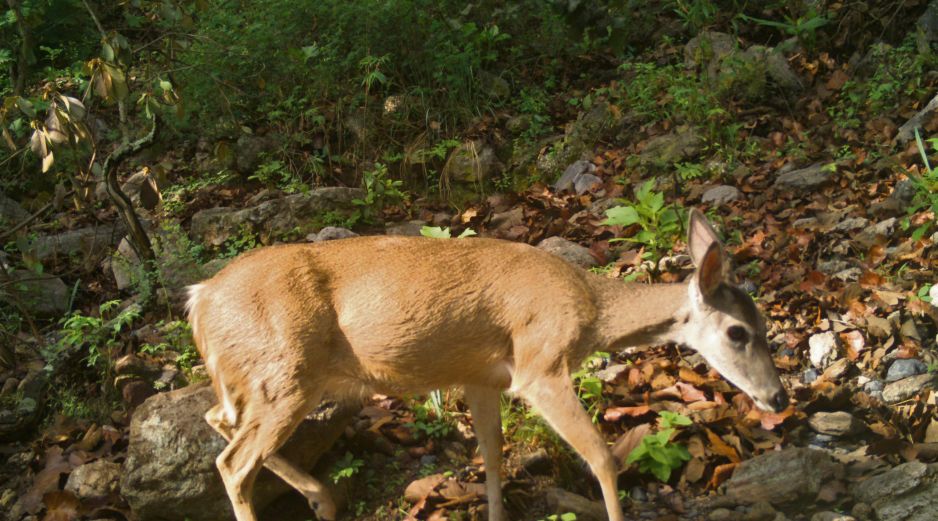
[585,274,691,352]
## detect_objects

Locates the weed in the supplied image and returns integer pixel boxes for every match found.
[352,163,406,224]
[330,451,365,483]
[906,129,938,241]
[540,514,577,521]
[410,395,455,440]
[571,352,609,422]
[603,180,683,263]
[52,300,139,376]
[626,411,693,482]
[419,226,477,239]
[221,224,259,259]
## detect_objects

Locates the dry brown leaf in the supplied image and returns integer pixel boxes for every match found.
[675,382,708,403]
[678,367,709,386]
[650,372,675,390]
[705,428,740,462]
[41,491,79,521]
[684,458,707,483]
[708,462,738,489]
[612,423,653,468]
[21,447,71,515]
[604,405,652,422]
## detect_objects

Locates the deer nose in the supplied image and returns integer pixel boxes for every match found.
[769,389,789,413]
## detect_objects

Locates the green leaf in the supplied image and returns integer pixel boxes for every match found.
[420,226,452,239]
[659,410,692,428]
[603,205,640,226]
[457,228,477,238]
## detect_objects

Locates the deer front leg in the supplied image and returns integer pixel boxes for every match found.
[517,376,625,521]
[464,385,507,521]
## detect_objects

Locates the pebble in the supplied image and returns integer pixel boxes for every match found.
[630,486,647,502]
[808,411,864,436]
[743,501,778,521]
[885,359,927,382]
[809,332,838,369]
[708,508,734,521]
[803,368,820,384]
[811,513,856,521]
[882,373,937,403]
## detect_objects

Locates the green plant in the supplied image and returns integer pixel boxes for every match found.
[673,0,717,33]
[540,514,577,521]
[53,300,139,374]
[351,163,406,224]
[739,8,828,48]
[249,157,306,193]
[906,129,938,241]
[571,352,609,422]
[603,180,683,263]
[410,395,454,439]
[330,451,365,483]
[221,224,259,259]
[419,226,477,239]
[625,411,693,482]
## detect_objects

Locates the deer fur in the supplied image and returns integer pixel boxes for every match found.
[187,209,788,521]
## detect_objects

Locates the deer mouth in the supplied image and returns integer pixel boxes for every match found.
[753,388,790,413]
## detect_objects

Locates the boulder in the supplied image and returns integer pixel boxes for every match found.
[882,374,937,403]
[639,128,704,165]
[65,459,121,499]
[0,192,29,225]
[722,447,843,505]
[308,226,358,242]
[121,384,358,521]
[773,163,832,191]
[554,160,597,193]
[3,270,69,318]
[121,170,162,211]
[852,462,938,521]
[27,222,126,268]
[544,487,607,521]
[919,0,938,42]
[189,187,362,246]
[442,140,503,184]
[235,134,280,174]
[702,185,742,206]
[537,237,598,269]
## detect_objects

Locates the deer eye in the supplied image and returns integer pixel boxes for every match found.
[727,325,748,343]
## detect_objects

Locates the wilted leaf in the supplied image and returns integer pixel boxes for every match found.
[612,423,653,467]
[20,447,71,515]
[604,405,652,422]
[705,428,740,462]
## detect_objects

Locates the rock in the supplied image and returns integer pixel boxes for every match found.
[871,180,916,216]
[723,447,843,505]
[832,217,870,232]
[477,70,510,99]
[121,170,162,211]
[189,187,362,246]
[121,384,358,521]
[0,371,46,440]
[763,48,802,92]
[821,358,850,382]
[536,101,618,178]
[803,368,819,384]
[442,140,503,184]
[895,93,938,144]
[856,218,897,247]
[639,128,705,164]
[807,412,864,437]
[684,31,737,79]
[385,220,427,237]
[3,270,69,318]
[554,160,597,193]
[702,185,741,206]
[65,459,121,499]
[886,359,928,382]
[506,114,532,134]
[773,163,832,191]
[520,448,552,476]
[111,238,142,291]
[863,379,884,399]
[850,502,872,520]
[744,501,778,521]
[536,237,598,269]
[27,223,125,268]
[811,513,856,521]
[121,379,155,408]
[544,487,607,521]
[235,134,279,174]
[709,508,735,521]
[309,226,358,242]
[0,192,29,224]
[808,332,838,369]
[919,0,938,41]
[881,374,937,403]
[852,462,938,521]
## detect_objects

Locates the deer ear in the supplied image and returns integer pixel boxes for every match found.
[696,242,725,298]
[688,209,722,267]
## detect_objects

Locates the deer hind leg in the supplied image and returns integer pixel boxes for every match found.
[210,389,335,521]
[516,376,625,521]
[205,404,337,520]
[463,385,507,521]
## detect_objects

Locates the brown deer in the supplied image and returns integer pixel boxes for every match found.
[186,209,788,521]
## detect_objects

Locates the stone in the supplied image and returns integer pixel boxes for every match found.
[744,501,778,521]
[881,374,937,403]
[856,218,897,247]
[544,487,607,521]
[0,192,29,225]
[309,226,358,242]
[506,114,532,134]
[65,459,121,499]
[803,368,819,384]
[811,513,855,521]
[554,160,597,193]
[121,379,155,408]
[773,163,832,191]
[189,187,362,246]
[442,140,503,184]
[702,185,741,206]
[708,508,735,521]
[919,0,938,41]
[808,332,838,369]
[536,236,598,269]
[3,270,69,318]
[520,448,552,475]
[723,447,843,505]
[27,223,126,268]
[886,359,928,382]
[235,134,279,174]
[112,238,142,291]
[639,129,705,164]
[121,384,358,521]
[684,31,737,80]
[871,180,916,216]
[807,411,864,437]
[385,220,427,237]
[895,93,938,144]
[121,170,162,211]
[536,101,618,178]
[821,358,851,382]
[852,462,938,521]
[832,217,870,232]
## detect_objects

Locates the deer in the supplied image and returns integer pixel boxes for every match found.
[186,209,789,521]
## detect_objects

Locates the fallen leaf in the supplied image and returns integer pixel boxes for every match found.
[604,405,652,422]
[708,462,738,489]
[612,423,653,468]
[705,428,740,462]
[21,447,72,515]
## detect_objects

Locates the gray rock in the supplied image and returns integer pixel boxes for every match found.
[702,185,742,206]
[309,227,358,242]
[639,129,704,164]
[856,218,897,247]
[574,173,603,195]
[27,223,126,268]
[536,101,618,178]
[684,31,737,81]
[121,170,162,211]
[886,359,928,382]
[807,411,864,437]
[3,270,69,318]
[832,217,869,232]
[882,374,937,403]
[773,163,832,191]
[385,220,427,237]
[554,160,597,193]
[808,332,838,369]
[811,513,855,521]
[852,462,938,521]
[443,140,503,184]
[111,238,142,291]
[65,459,121,499]
[189,187,362,246]
[520,448,552,475]
[919,0,938,41]
[744,501,778,521]
[121,384,358,521]
[235,134,279,174]
[803,368,819,384]
[871,180,916,216]
[536,237,598,269]
[709,508,735,521]
[763,48,802,92]
[723,447,843,505]
[896,93,938,144]
[544,487,607,521]
[0,192,29,225]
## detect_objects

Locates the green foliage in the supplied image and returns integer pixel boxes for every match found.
[419,226,476,239]
[352,163,406,224]
[53,300,139,374]
[739,8,828,48]
[626,411,693,482]
[139,320,200,373]
[410,394,454,440]
[330,451,365,483]
[571,352,609,422]
[541,514,577,521]
[249,157,306,194]
[603,180,683,262]
[906,129,938,241]
[220,224,259,259]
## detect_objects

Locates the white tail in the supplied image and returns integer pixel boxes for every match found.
[187,208,787,521]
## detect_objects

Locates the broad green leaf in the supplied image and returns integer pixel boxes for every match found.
[420,226,452,239]
[457,228,477,238]
[603,205,640,226]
